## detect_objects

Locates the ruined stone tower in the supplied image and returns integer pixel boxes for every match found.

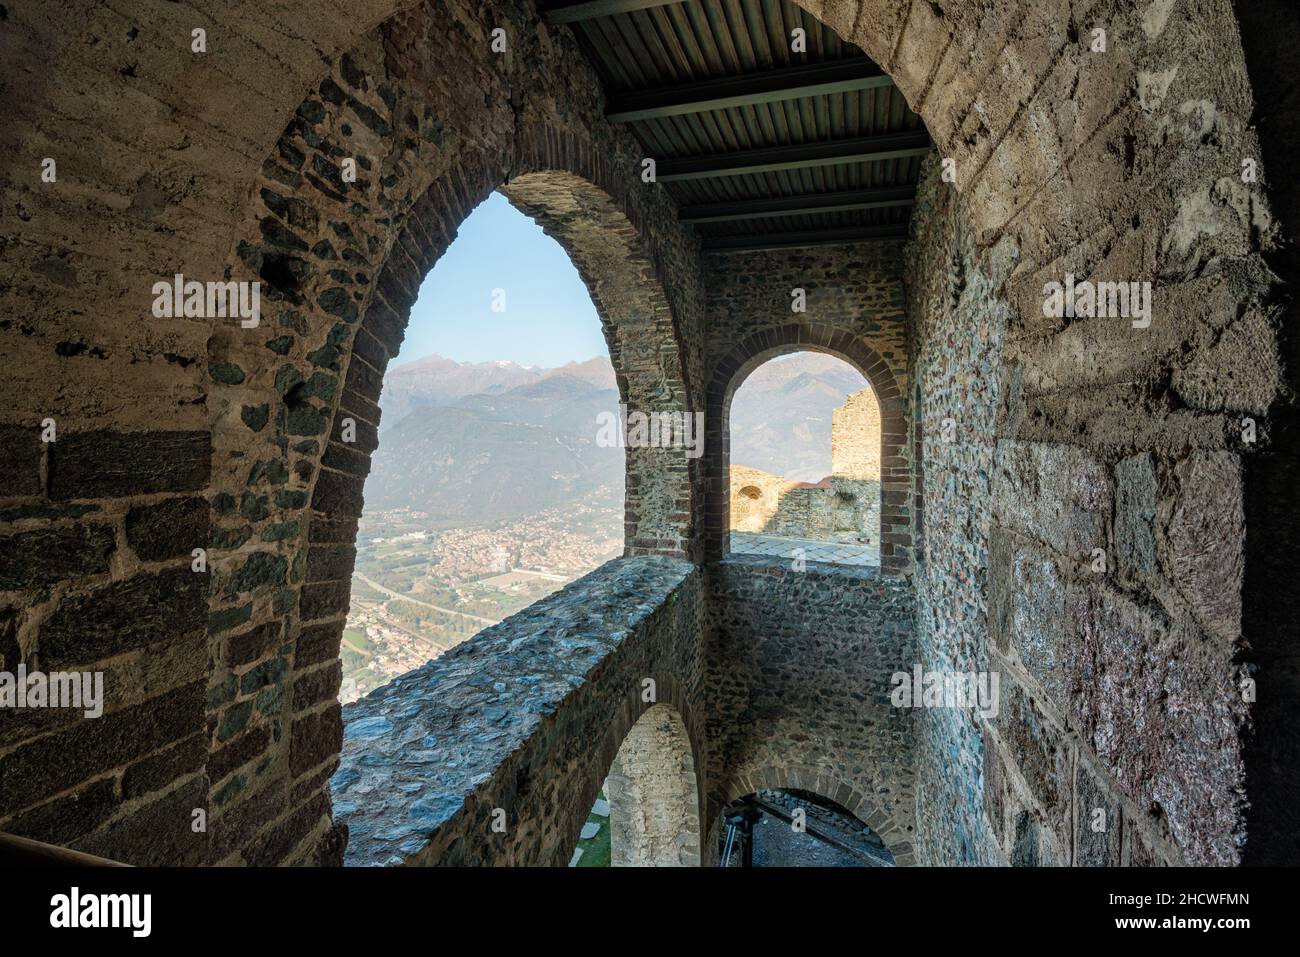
[832,390,882,482]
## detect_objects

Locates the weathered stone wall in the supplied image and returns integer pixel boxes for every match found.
[700,244,914,573]
[907,80,1272,866]
[730,472,879,543]
[831,478,882,542]
[332,556,704,866]
[729,465,799,534]
[0,0,707,865]
[762,486,835,540]
[704,555,917,864]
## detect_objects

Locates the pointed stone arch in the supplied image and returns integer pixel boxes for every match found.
[197,14,699,864]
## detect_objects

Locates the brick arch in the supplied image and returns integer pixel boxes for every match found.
[702,324,909,574]
[707,765,914,866]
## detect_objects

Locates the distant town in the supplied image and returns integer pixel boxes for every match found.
[340,500,622,702]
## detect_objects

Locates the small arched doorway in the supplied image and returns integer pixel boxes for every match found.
[718,788,895,867]
[573,702,701,867]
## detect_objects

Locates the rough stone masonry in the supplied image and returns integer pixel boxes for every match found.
[0,0,1296,868]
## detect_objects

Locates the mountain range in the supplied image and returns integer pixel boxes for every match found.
[729,352,870,482]
[363,351,870,523]
[378,354,615,427]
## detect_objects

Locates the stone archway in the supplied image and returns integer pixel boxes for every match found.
[603,702,701,867]
[589,674,706,868]
[197,7,700,864]
[702,325,909,573]
[707,765,913,866]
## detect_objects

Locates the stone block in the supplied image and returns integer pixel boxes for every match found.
[0,424,42,497]
[992,439,1111,563]
[982,740,1009,849]
[126,496,209,562]
[122,733,205,800]
[1114,453,1156,579]
[39,566,206,665]
[1064,581,1246,865]
[292,660,342,711]
[74,777,208,866]
[1074,759,1122,866]
[2,682,204,813]
[304,544,356,583]
[226,620,283,667]
[49,431,210,499]
[300,580,350,622]
[3,776,118,848]
[311,468,366,518]
[291,705,343,778]
[296,621,344,667]
[988,525,1067,707]
[208,725,273,784]
[0,523,115,589]
[995,680,1070,818]
[1163,451,1242,641]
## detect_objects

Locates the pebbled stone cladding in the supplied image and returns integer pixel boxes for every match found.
[906,153,1010,866]
[703,555,917,864]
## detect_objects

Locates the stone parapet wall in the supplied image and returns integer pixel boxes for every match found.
[333,556,704,866]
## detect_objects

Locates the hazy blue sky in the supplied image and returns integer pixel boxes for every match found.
[393,192,608,368]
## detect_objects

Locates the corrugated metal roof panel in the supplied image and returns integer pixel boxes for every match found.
[553,0,930,247]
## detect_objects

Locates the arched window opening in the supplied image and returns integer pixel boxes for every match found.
[571,703,701,867]
[728,352,881,567]
[338,192,623,703]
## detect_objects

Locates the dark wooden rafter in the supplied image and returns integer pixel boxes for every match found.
[701,225,909,252]
[679,185,916,223]
[655,131,930,182]
[549,0,932,249]
[543,0,689,25]
[605,59,894,122]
